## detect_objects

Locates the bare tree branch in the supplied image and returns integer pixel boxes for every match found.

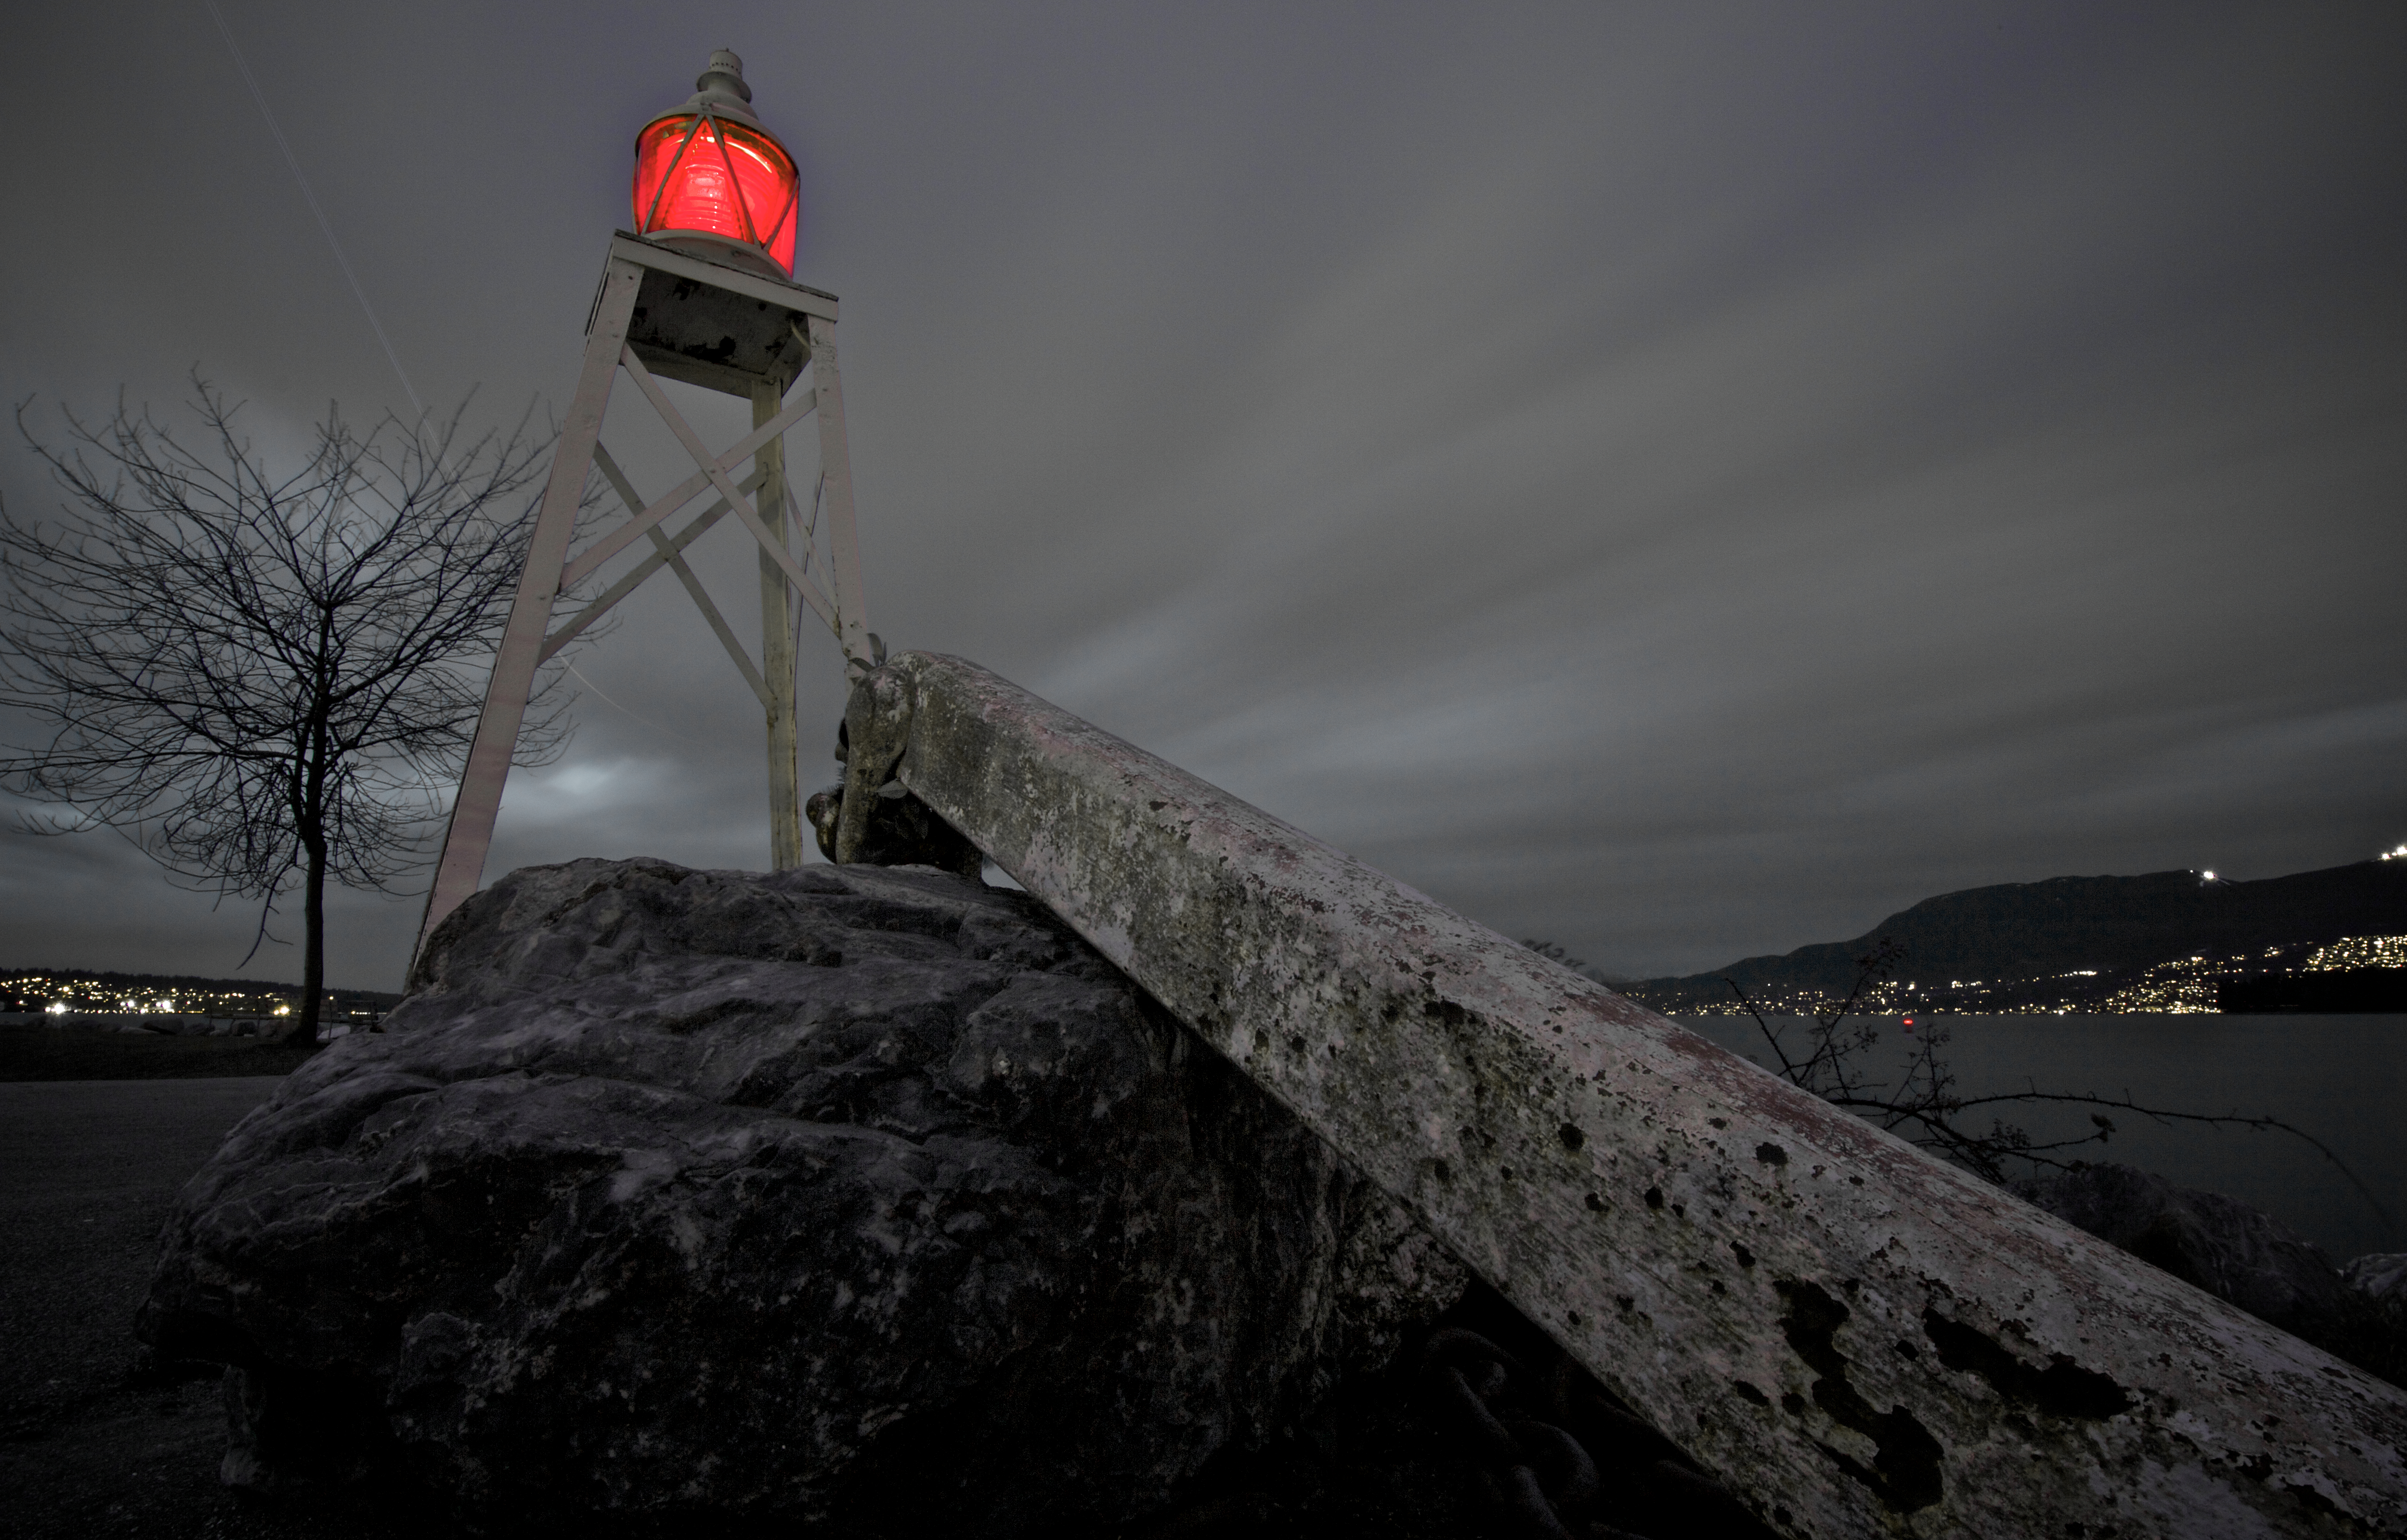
[1721,941,2390,1227]
[0,376,584,1042]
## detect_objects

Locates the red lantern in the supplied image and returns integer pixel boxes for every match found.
[632,50,800,279]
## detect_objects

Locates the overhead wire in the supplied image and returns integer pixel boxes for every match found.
[564,660,671,736]
[197,15,800,756]
[200,0,425,418]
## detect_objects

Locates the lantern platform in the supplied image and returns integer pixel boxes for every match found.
[606,232,838,397]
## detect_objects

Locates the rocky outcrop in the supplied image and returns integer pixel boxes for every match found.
[2022,1163,2350,1339]
[2348,1254,2407,1306]
[2017,1166,2407,1392]
[138,858,1466,1534]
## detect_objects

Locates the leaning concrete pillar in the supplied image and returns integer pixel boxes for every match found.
[838,651,2405,1538]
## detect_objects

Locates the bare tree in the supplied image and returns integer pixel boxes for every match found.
[0,379,576,1043]
[1723,942,2389,1225]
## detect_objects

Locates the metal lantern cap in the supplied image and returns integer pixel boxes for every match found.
[680,49,762,129]
[632,49,800,280]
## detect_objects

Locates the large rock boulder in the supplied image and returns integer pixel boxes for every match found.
[2021,1163,2349,1339]
[139,859,1466,1534]
[2346,1254,2407,1307]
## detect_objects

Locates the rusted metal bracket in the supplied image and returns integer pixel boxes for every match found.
[838,651,2407,1539]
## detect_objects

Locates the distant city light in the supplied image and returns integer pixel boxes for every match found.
[45,1002,65,1014]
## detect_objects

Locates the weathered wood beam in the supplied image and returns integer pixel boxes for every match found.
[556,386,816,590]
[837,651,2407,1539]
[615,345,840,634]
[753,379,803,870]
[585,445,769,708]
[536,469,761,665]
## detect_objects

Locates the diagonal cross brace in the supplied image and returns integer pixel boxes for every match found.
[614,345,841,635]
[558,384,817,590]
[585,444,770,708]
[538,467,762,664]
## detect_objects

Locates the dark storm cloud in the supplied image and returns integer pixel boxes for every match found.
[2,4,2400,988]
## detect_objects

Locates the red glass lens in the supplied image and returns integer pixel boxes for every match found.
[633,115,800,275]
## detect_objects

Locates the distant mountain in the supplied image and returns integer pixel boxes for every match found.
[1630,860,2407,1010]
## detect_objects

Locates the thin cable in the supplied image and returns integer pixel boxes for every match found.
[200,0,425,418]
[564,660,667,735]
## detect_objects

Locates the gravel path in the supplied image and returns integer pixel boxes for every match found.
[0,1079,429,1540]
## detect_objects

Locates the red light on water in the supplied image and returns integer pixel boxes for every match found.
[633,115,799,276]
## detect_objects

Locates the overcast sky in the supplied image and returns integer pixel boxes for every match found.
[1,3,2400,991]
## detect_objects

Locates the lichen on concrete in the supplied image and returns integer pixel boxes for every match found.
[836,650,2407,1539]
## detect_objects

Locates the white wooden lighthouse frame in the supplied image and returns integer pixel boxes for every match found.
[418,232,870,956]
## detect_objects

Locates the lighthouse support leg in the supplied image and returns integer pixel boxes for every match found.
[755,380,802,869]
[416,256,643,959]
[807,314,872,667]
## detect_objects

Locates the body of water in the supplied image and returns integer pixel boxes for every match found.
[1670,1014,2405,1264]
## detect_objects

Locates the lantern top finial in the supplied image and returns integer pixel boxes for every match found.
[686,49,762,129]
